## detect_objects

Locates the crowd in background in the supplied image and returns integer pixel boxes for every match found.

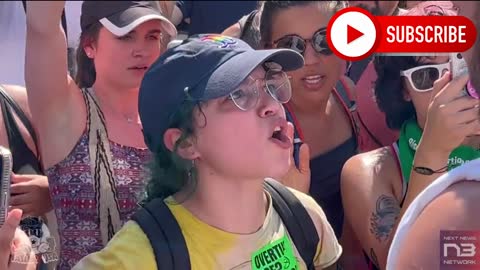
[0,1,479,270]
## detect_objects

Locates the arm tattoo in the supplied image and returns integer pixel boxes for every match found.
[370,195,400,242]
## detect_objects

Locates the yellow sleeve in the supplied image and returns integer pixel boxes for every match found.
[72,221,157,270]
[288,188,343,269]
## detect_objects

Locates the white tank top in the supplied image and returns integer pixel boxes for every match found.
[386,158,480,270]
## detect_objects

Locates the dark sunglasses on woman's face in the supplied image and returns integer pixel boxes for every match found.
[273,28,332,56]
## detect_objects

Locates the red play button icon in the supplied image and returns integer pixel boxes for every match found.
[327,7,379,61]
[347,25,364,44]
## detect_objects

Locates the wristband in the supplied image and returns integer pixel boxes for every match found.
[413,165,448,175]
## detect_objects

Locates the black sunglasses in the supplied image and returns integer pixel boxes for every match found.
[273,28,332,56]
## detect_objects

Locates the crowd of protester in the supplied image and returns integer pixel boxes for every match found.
[0,1,479,270]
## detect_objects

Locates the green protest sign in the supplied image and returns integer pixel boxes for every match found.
[251,235,299,270]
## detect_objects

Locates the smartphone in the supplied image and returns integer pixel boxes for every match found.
[0,146,12,226]
[450,53,479,99]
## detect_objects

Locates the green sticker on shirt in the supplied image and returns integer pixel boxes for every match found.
[251,235,299,270]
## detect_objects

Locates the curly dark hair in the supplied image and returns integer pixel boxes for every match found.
[373,55,424,130]
[143,100,204,203]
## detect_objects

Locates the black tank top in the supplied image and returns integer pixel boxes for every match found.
[0,87,41,174]
[285,85,360,239]
[0,86,47,268]
[309,136,357,239]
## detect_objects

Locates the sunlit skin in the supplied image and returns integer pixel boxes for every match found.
[163,66,294,236]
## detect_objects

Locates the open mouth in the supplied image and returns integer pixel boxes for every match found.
[270,122,291,149]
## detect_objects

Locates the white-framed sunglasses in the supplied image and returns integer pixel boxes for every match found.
[400,62,450,92]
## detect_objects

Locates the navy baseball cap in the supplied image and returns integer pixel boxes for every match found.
[81,1,177,37]
[139,34,304,152]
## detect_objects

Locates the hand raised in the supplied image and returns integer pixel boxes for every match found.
[26,1,66,33]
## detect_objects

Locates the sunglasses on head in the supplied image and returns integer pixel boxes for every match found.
[400,62,450,92]
[273,28,332,56]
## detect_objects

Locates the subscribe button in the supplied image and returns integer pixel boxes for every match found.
[327,7,477,61]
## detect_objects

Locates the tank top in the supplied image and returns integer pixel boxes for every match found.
[0,85,40,173]
[0,85,55,269]
[45,88,152,270]
[309,136,356,238]
[285,86,359,238]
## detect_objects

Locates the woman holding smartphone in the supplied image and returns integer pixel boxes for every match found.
[341,51,480,269]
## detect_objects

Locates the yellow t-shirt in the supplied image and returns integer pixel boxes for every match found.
[73,188,342,270]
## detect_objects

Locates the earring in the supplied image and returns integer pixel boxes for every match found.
[187,160,195,179]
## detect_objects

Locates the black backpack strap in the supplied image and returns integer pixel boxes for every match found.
[335,78,384,149]
[131,199,191,270]
[264,179,319,270]
[132,183,318,270]
[0,85,40,157]
[335,80,362,143]
[338,72,386,149]
[335,80,355,111]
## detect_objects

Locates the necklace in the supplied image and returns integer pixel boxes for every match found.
[99,102,138,124]
[102,105,139,124]
[93,88,140,125]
